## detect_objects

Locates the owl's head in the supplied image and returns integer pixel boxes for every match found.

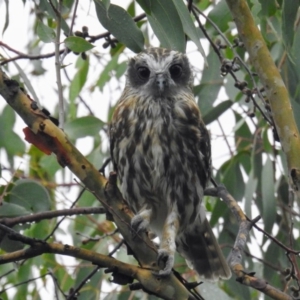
[126,47,194,98]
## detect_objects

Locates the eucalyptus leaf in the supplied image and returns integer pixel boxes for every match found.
[137,0,185,52]
[282,0,299,49]
[94,0,144,53]
[69,57,89,117]
[261,157,276,234]
[36,21,56,43]
[64,116,105,140]
[172,0,206,58]
[202,100,233,124]
[9,179,51,213]
[65,37,94,53]
[0,202,31,218]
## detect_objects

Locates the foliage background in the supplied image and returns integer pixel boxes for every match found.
[0,0,300,299]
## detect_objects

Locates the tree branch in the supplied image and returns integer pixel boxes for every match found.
[0,206,106,227]
[205,186,293,300]
[225,0,300,193]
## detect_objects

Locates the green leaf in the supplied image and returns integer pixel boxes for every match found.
[222,159,245,202]
[64,116,105,140]
[138,0,185,52]
[202,100,233,124]
[0,202,31,217]
[286,28,300,110]
[244,170,257,218]
[64,36,94,53]
[262,128,273,154]
[282,0,299,49]
[2,0,9,35]
[69,57,89,117]
[251,132,263,214]
[12,60,40,104]
[208,1,231,32]
[261,156,276,234]
[234,113,252,152]
[9,179,51,213]
[115,61,127,79]
[94,0,144,53]
[39,154,61,178]
[258,0,277,17]
[102,0,110,10]
[0,106,26,159]
[210,198,227,227]
[0,232,24,252]
[195,51,224,115]
[96,53,120,90]
[36,21,56,43]
[172,0,206,58]
[38,0,70,34]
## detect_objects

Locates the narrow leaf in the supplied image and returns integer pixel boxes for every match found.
[2,0,9,35]
[138,0,185,52]
[64,116,105,140]
[96,54,120,90]
[244,171,257,218]
[172,0,206,58]
[208,1,231,32]
[94,0,144,53]
[202,100,233,124]
[36,21,56,43]
[282,0,299,49]
[69,57,89,103]
[261,157,276,234]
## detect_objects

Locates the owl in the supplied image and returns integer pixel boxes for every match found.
[110,47,231,280]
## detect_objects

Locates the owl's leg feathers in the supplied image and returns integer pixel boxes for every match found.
[131,208,151,237]
[155,209,179,276]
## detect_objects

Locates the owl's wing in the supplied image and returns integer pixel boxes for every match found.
[176,108,231,280]
[198,119,212,187]
[109,122,118,172]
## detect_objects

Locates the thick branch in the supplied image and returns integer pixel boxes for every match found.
[225,0,300,192]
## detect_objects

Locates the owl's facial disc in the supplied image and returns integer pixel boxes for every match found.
[127,48,193,98]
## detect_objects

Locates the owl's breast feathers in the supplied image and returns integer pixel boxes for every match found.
[110,90,211,227]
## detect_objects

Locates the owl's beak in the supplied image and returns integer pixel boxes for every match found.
[155,73,168,92]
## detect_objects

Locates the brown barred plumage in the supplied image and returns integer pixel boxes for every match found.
[110,47,231,280]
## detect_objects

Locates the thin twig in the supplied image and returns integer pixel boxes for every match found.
[66,266,101,300]
[0,206,106,227]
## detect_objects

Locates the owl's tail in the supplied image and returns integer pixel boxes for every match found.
[176,216,231,280]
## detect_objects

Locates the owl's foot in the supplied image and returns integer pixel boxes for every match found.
[153,249,174,277]
[131,214,149,238]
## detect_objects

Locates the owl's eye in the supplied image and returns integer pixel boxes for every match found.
[169,64,182,79]
[137,67,150,80]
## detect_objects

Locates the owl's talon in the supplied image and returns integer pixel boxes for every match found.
[131,214,149,238]
[155,249,174,277]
